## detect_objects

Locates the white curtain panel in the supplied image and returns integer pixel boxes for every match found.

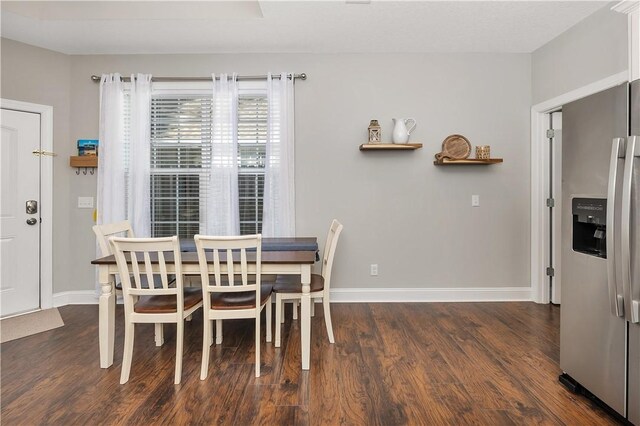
[97,73,127,228]
[96,73,126,294]
[128,73,152,237]
[207,73,240,235]
[262,72,296,237]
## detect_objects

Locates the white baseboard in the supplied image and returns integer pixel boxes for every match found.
[330,287,533,303]
[53,291,99,307]
[52,286,532,308]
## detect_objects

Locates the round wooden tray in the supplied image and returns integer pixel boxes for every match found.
[435,134,471,160]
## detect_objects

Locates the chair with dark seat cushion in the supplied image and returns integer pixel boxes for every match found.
[194,234,272,378]
[93,220,173,346]
[110,236,203,385]
[274,219,343,347]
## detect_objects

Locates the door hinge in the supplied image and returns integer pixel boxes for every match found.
[546,267,555,277]
[546,129,555,138]
[546,198,555,208]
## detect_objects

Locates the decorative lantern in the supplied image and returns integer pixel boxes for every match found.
[368,120,381,144]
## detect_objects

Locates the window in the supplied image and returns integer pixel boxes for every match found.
[146,84,268,238]
[149,95,209,238]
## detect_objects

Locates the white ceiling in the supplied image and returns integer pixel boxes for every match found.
[0,1,610,55]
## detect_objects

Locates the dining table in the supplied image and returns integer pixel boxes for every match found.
[91,237,318,371]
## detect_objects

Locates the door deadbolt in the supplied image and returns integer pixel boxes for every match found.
[26,200,38,214]
[26,218,37,225]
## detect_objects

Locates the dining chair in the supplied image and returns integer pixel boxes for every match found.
[93,220,167,347]
[194,234,272,378]
[110,236,203,384]
[274,219,343,347]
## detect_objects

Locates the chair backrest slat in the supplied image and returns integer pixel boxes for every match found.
[240,249,248,286]
[143,252,155,289]
[130,251,142,289]
[322,220,344,292]
[158,252,168,289]
[213,249,222,287]
[226,249,235,285]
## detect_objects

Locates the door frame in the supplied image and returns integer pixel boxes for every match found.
[548,111,563,305]
[530,71,628,303]
[1,98,53,310]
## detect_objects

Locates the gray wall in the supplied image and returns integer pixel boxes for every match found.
[0,38,80,296]
[532,5,628,104]
[3,39,533,293]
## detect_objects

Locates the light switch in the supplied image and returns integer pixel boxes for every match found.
[472,195,480,207]
[78,196,94,209]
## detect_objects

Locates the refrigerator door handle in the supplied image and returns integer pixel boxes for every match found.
[621,135,639,323]
[607,137,626,317]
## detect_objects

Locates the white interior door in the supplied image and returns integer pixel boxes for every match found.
[1,108,41,317]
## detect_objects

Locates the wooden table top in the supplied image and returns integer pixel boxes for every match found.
[91,237,318,265]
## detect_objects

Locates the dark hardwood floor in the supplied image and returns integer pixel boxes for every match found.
[1,302,618,425]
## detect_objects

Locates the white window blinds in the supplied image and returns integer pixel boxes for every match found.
[149,96,212,238]
[147,88,268,238]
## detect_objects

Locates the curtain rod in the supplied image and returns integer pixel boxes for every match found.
[90,73,307,83]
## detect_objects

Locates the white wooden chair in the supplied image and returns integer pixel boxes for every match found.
[110,236,203,384]
[274,219,343,347]
[194,234,272,378]
[93,220,166,346]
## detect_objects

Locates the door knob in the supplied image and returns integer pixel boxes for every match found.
[26,218,37,225]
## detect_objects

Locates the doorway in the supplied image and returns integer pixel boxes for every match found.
[0,99,53,317]
[530,71,628,304]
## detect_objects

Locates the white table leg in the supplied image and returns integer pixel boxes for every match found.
[99,266,115,368]
[300,265,311,370]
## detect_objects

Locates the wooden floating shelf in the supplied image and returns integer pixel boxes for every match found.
[433,158,503,166]
[70,156,98,174]
[359,143,423,151]
[69,156,98,168]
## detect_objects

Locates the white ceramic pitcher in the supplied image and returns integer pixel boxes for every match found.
[392,118,417,144]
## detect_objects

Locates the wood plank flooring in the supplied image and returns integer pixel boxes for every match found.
[1,302,619,425]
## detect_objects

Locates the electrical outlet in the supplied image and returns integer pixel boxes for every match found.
[370,264,378,276]
[78,196,94,209]
[472,195,480,207]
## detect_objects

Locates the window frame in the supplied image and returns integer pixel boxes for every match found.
[148,85,211,238]
[144,80,268,238]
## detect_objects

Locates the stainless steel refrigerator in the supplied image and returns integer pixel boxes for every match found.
[560,78,640,424]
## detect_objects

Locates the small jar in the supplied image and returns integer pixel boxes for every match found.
[476,145,490,160]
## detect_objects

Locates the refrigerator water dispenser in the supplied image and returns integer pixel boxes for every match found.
[572,197,607,258]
